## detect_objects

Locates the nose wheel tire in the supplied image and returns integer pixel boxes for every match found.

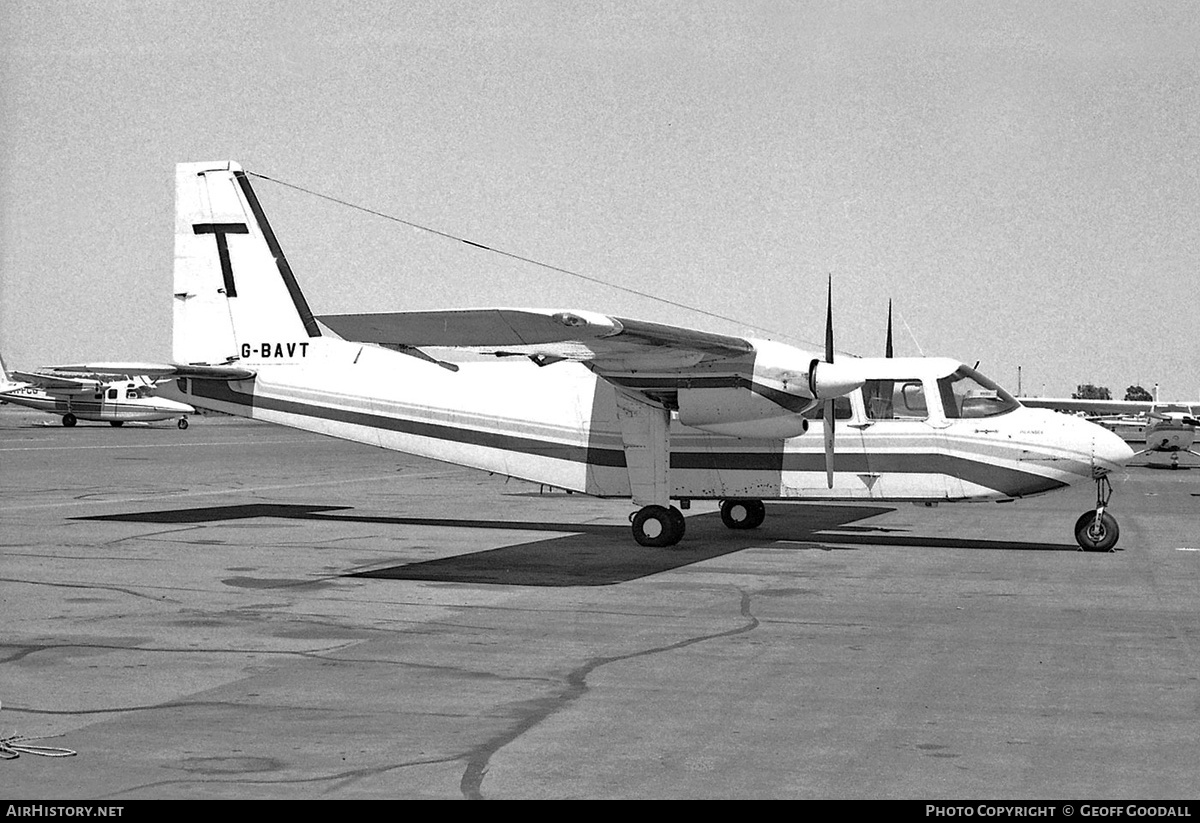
[719,499,766,530]
[1074,511,1119,552]
[62,413,77,427]
[178,417,189,430]
[631,505,686,547]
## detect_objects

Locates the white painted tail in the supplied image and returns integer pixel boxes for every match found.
[173,161,321,368]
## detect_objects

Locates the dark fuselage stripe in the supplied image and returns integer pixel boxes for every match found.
[191,379,625,467]
[188,380,1067,496]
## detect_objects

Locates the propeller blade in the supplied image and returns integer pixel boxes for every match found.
[825,276,834,364]
[824,400,835,488]
[885,299,894,358]
[824,276,835,488]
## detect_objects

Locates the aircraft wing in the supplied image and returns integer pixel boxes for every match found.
[10,369,103,392]
[316,308,872,441]
[46,362,257,381]
[1020,397,1157,416]
[317,309,755,371]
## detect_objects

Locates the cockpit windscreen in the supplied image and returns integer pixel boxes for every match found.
[938,366,1020,418]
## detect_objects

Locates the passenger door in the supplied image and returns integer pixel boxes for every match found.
[856,377,962,499]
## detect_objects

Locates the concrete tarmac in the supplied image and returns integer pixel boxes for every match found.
[2,406,1198,799]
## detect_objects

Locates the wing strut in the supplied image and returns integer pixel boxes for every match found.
[615,391,685,547]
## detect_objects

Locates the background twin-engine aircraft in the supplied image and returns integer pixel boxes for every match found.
[35,161,1138,551]
[1020,395,1199,468]
[0,355,194,428]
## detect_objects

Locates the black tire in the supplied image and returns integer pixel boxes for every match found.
[632,505,685,547]
[62,414,77,427]
[667,505,686,536]
[178,418,189,430]
[110,421,124,427]
[1074,511,1119,552]
[720,499,765,530]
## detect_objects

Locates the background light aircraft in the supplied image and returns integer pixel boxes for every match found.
[0,355,195,428]
[1020,396,1200,467]
[82,161,1136,551]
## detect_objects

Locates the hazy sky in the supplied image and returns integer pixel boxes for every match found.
[2,1,1197,399]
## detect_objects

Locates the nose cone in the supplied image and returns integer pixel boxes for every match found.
[1087,420,1135,476]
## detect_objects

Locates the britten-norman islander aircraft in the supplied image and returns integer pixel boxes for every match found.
[85,161,1137,551]
[0,355,195,428]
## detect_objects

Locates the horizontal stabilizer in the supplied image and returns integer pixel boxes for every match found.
[172,363,258,380]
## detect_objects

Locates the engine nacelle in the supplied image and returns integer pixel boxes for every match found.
[677,387,811,439]
[808,358,867,400]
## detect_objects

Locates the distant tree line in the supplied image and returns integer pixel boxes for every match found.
[1072,384,1153,401]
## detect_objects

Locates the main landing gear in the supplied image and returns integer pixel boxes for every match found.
[1074,475,1120,552]
[629,498,770,547]
[630,505,686,547]
[178,416,189,430]
[720,499,766,530]
[61,413,77,427]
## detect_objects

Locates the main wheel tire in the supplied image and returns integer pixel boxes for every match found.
[62,413,77,427]
[720,499,766,530]
[632,505,685,547]
[1074,511,1119,552]
[178,418,189,430]
[110,421,124,427]
[667,505,686,536]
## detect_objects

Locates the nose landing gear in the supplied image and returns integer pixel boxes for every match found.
[1075,475,1120,552]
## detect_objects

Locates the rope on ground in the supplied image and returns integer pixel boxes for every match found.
[1,734,78,759]
[0,702,77,760]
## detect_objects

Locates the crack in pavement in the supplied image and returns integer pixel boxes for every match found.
[459,588,759,799]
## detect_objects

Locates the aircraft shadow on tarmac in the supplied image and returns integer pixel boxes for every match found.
[78,502,1080,587]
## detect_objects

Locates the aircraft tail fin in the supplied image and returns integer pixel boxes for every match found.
[0,353,30,393]
[173,161,321,368]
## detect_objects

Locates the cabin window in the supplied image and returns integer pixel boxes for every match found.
[863,379,928,420]
[801,396,853,420]
[938,366,1020,418]
[107,389,118,399]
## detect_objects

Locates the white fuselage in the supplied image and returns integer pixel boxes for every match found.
[172,337,1132,503]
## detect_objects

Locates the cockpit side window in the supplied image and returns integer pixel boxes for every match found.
[863,379,928,420]
[938,366,1020,418]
